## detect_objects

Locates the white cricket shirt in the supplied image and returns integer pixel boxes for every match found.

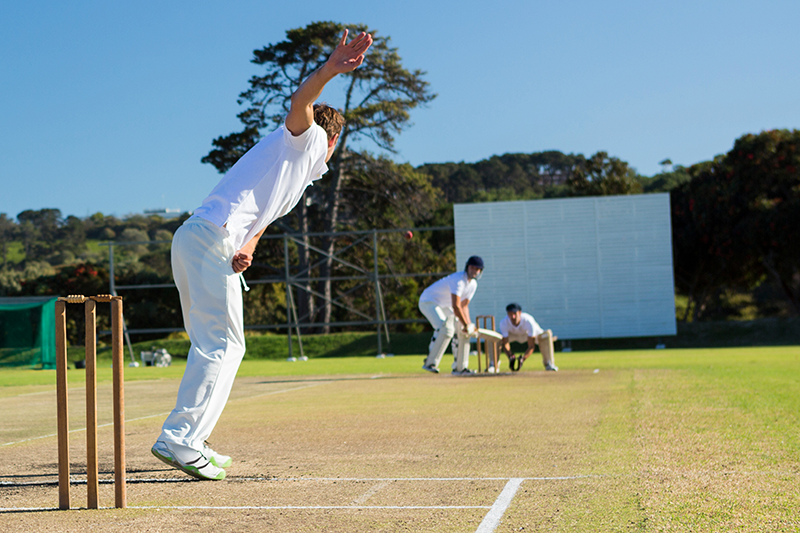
[499,312,544,340]
[193,122,328,250]
[419,271,477,309]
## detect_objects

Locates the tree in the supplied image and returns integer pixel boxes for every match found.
[567,151,643,196]
[729,130,800,314]
[637,165,691,193]
[16,208,63,261]
[0,214,15,269]
[338,152,440,230]
[671,129,800,319]
[202,21,435,330]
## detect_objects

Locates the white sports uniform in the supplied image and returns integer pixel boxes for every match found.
[498,312,544,344]
[159,123,328,450]
[418,272,477,371]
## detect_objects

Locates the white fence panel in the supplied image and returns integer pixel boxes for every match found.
[454,194,676,339]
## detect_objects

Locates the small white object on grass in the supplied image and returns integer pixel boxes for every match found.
[299,355,308,361]
[376,353,385,359]
[287,356,297,362]
[593,368,600,374]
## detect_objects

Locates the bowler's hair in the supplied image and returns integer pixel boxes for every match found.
[506,303,522,313]
[313,103,345,141]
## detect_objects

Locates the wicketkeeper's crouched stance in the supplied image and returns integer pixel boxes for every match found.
[499,303,558,371]
[418,256,484,375]
[151,30,373,481]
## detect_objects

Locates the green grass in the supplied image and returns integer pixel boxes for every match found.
[53,316,800,371]
[2,345,799,529]
[57,330,432,367]
[0,352,429,389]
[3,345,798,389]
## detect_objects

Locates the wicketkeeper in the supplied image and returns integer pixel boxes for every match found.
[499,303,558,371]
[418,256,484,375]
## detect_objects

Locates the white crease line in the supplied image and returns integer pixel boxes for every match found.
[1,383,328,448]
[350,480,391,505]
[475,478,524,533]
[2,475,598,487]
[136,505,491,510]
[0,505,492,512]
[196,476,597,482]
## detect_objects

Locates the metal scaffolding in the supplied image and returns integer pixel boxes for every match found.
[106,226,454,356]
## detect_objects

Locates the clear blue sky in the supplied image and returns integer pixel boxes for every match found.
[2,0,798,219]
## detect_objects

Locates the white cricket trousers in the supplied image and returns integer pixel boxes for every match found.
[418,300,470,371]
[158,216,246,450]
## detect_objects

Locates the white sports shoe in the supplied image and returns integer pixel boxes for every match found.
[203,441,232,468]
[151,441,226,480]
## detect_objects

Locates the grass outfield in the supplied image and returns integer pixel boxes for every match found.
[1,346,798,531]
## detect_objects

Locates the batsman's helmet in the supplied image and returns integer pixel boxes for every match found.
[464,255,484,271]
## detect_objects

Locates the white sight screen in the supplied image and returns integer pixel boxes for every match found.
[454,194,677,339]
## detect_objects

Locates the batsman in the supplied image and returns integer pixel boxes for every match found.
[418,256,484,375]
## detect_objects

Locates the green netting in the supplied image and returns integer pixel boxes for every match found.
[0,298,57,369]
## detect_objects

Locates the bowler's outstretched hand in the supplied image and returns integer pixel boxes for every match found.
[326,30,373,74]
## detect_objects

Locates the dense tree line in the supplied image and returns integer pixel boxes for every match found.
[0,129,798,343]
[1,20,796,342]
[671,129,799,320]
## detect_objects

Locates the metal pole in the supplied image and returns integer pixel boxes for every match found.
[287,286,304,359]
[376,281,391,347]
[108,242,115,296]
[284,235,292,359]
[372,230,382,355]
[108,242,137,365]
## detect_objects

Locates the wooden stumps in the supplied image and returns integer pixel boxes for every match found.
[110,297,126,508]
[55,299,70,510]
[54,295,126,510]
[476,315,500,372]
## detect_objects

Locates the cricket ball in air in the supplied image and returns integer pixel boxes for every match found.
[404,230,413,240]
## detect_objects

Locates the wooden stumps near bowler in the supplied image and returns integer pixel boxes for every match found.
[54,299,70,510]
[54,295,126,510]
[110,297,126,508]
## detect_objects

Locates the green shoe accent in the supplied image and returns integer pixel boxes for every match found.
[209,455,233,468]
[151,443,226,481]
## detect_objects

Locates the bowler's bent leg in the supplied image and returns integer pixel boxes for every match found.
[159,218,246,451]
